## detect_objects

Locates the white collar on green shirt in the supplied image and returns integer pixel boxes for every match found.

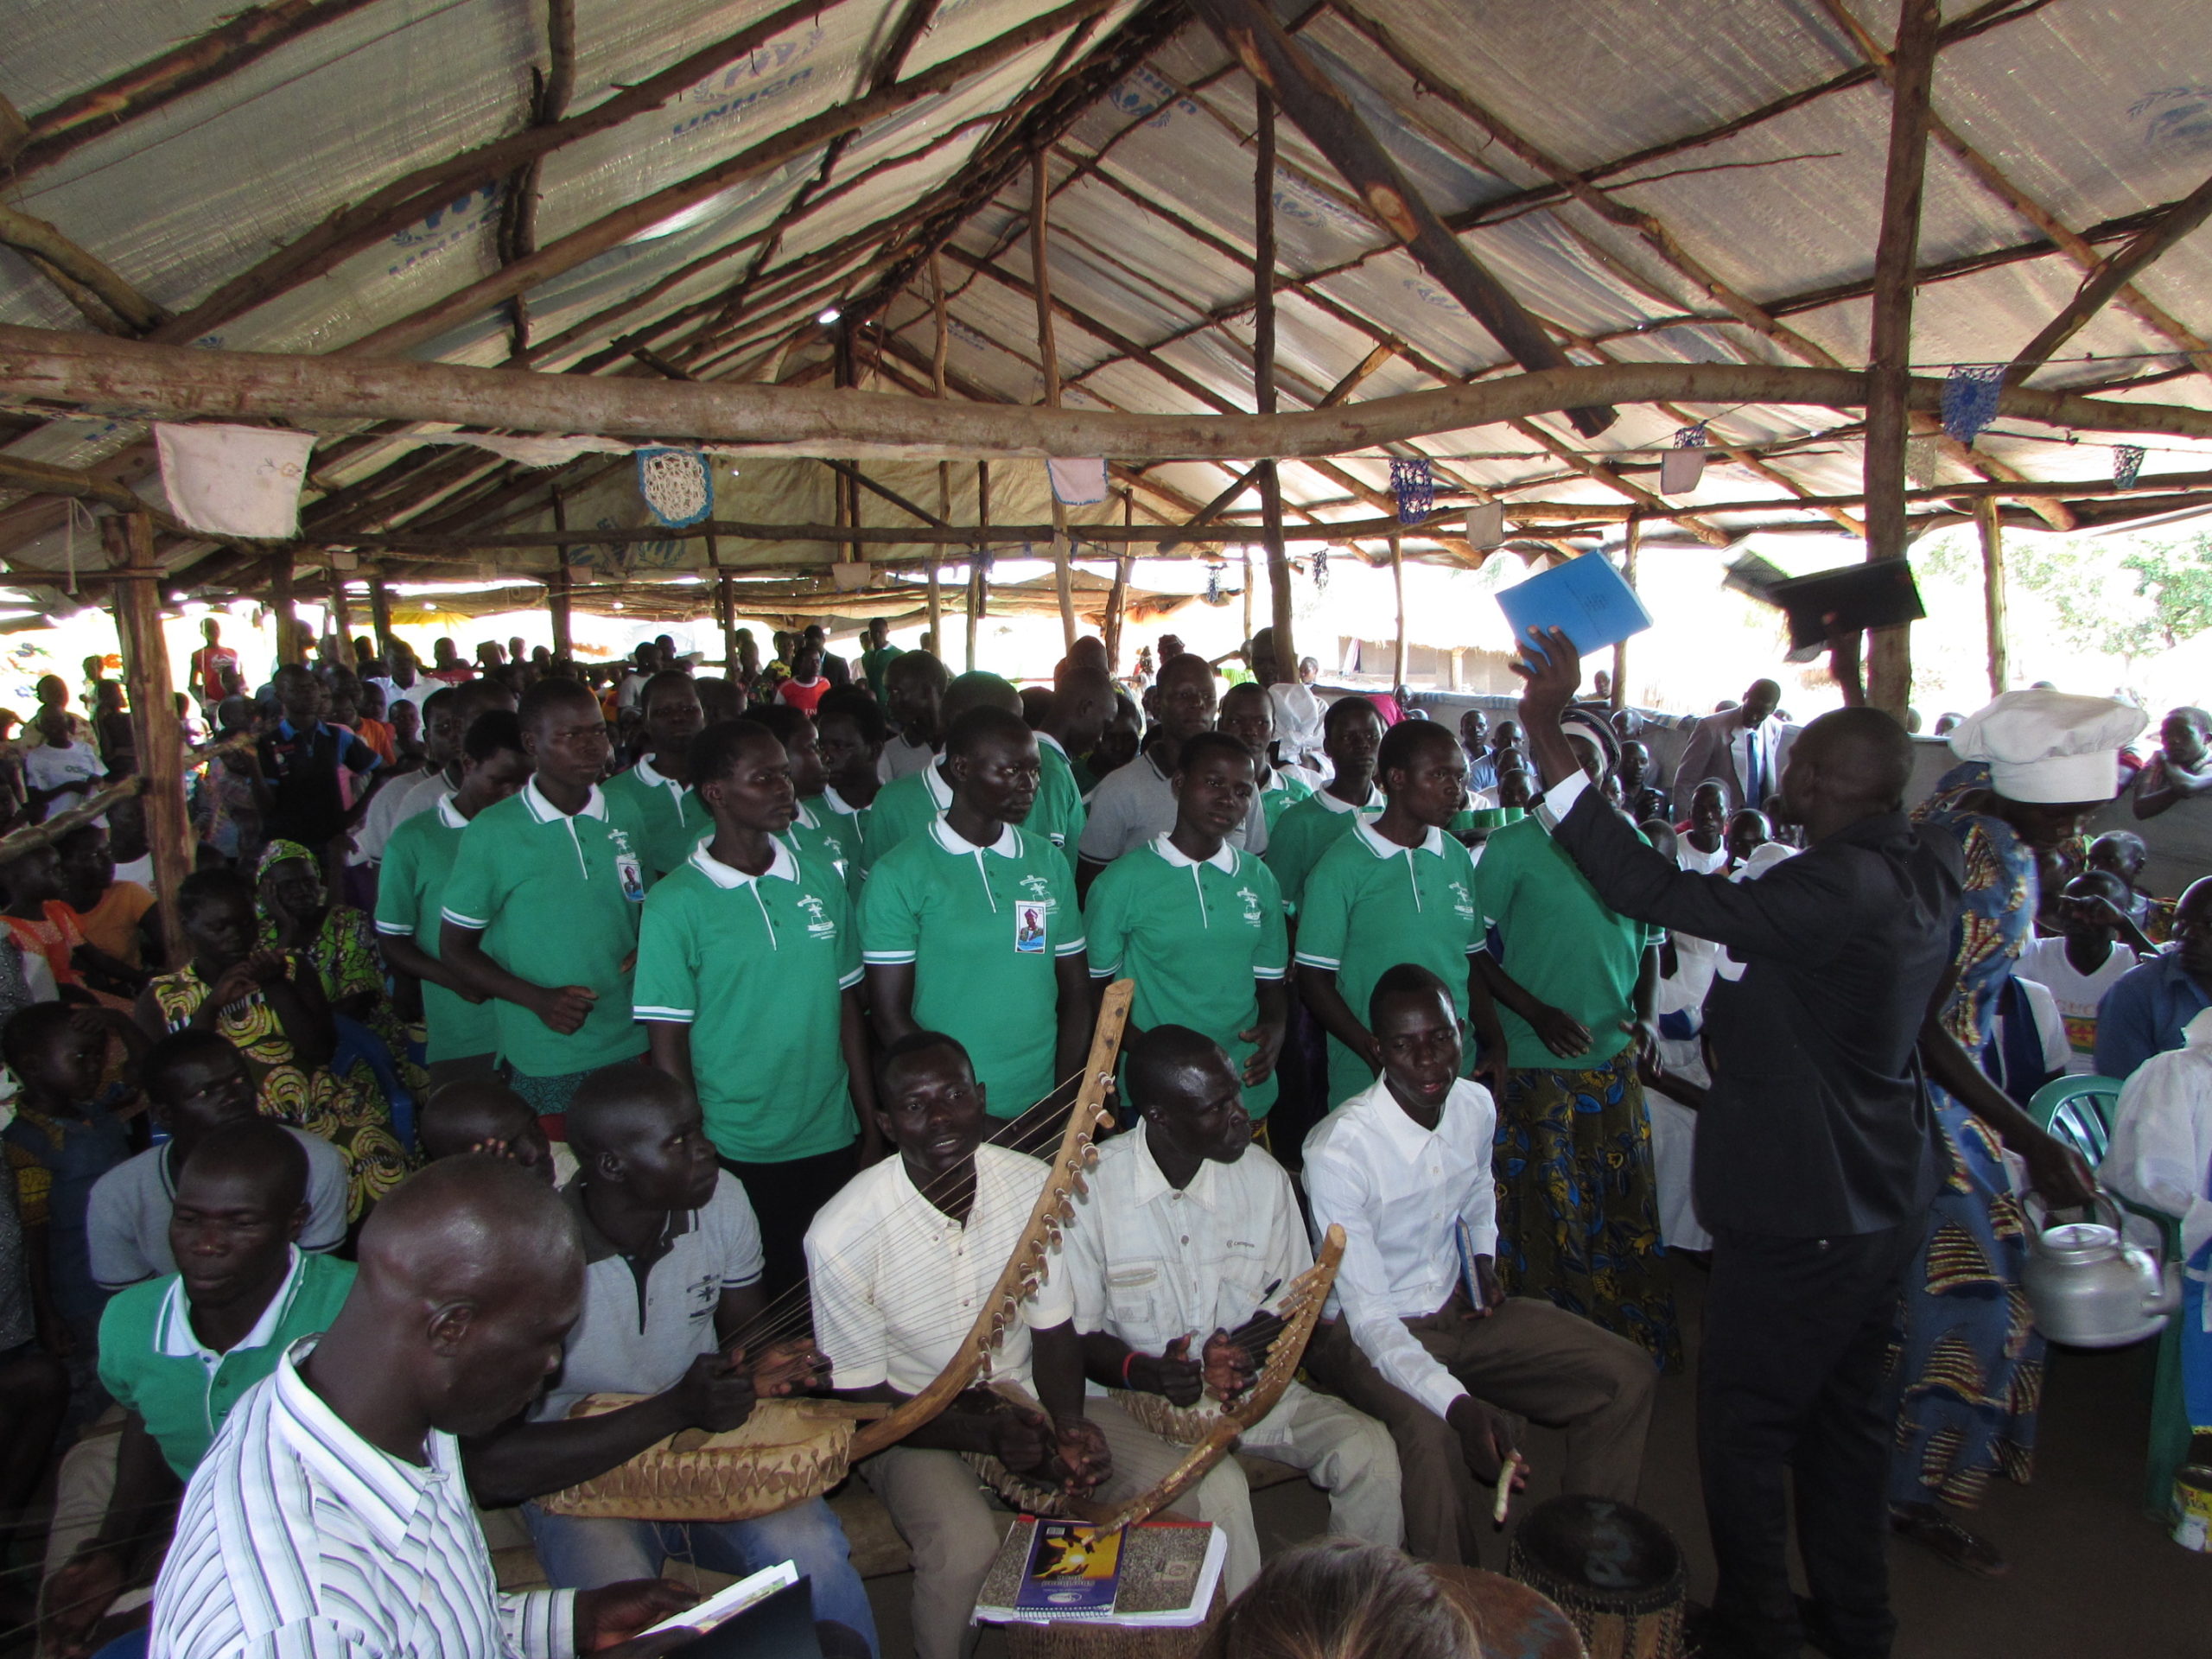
[924,762,955,810]
[155,1245,303,1363]
[1037,732,1068,759]
[632,753,679,791]
[1150,831,1236,874]
[522,777,607,823]
[1314,782,1380,814]
[929,815,1021,857]
[1354,817,1446,858]
[689,837,798,888]
[823,785,863,818]
[435,793,468,830]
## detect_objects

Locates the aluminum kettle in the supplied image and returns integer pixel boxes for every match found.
[2021,1191,2181,1349]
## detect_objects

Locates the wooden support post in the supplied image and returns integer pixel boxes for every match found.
[270,554,301,666]
[1863,0,1940,720]
[1104,490,1132,674]
[929,251,950,657]
[967,461,990,671]
[1976,495,2009,696]
[1389,536,1408,692]
[1252,91,1298,675]
[102,511,190,966]
[368,569,396,666]
[1612,513,1639,711]
[1242,546,1255,652]
[549,491,575,660]
[1031,152,1078,654]
[703,525,735,674]
[327,569,353,655]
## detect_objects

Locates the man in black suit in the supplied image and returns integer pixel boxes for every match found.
[1512,628,1955,1659]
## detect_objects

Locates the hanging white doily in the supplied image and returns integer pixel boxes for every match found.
[637,448,713,528]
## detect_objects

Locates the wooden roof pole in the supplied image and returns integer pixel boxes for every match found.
[0,204,168,335]
[10,0,386,181]
[2004,167,2212,386]
[1252,89,1297,674]
[968,462,989,671]
[497,0,579,359]
[1031,150,1080,654]
[15,327,2212,452]
[1186,0,1612,437]
[929,251,950,654]
[1104,490,1132,674]
[1863,0,1941,719]
[1976,496,2008,697]
[1815,0,2212,382]
[338,0,1116,362]
[103,511,192,966]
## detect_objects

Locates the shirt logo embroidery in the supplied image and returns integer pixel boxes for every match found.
[797,893,836,938]
[1018,874,1056,904]
[1236,886,1264,927]
[1448,880,1475,920]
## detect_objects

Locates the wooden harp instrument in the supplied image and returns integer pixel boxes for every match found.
[536,979,1134,1522]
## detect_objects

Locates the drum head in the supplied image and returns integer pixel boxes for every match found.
[1514,1496,1682,1595]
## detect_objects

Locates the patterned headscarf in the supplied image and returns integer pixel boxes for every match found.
[256,839,324,899]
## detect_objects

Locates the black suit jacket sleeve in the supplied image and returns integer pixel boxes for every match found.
[1549,785,1857,968]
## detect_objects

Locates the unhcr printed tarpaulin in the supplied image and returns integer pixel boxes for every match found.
[1,0,2210,600]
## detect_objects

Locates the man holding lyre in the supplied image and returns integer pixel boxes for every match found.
[1062,1025,1401,1586]
[809,1033,1230,1659]
[463,1065,876,1651]
[1302,965,1657,1567]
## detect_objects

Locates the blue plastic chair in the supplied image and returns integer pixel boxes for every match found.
[332,1012,416,1153]
[2026,1072,2191,1517]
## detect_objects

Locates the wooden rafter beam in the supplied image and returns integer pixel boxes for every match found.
[0,204,168,334]
[1815,0,2212,382]
[337,0,1118,362]
[2005,167,2212,385]
[11,327,2212,455]
[1186,0,1611,436]
[9,0,387,180]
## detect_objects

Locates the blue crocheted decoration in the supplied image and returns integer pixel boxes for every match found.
[1941,365,2003,444]
[1389,456,1434,524]
[2113,445,2145,489]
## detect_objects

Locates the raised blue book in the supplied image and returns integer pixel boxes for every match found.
[1496,551,1654,656]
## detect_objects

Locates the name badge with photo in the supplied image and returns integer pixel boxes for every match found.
[615,851,646,901]
[1014,902,1047,955]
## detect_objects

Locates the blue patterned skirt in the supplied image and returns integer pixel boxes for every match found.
[1496,1049,1682,1370]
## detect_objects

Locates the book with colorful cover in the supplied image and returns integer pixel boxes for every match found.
[1014,1521,1124,1614]
[975,1518,1224,1627]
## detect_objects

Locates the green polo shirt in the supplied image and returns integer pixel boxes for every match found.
[1262,784,1384,912]
[856,761,947,878]
[97,1249,356,1477]
[1258,766,1315,833]
[1294,820,1483,1109]
[861,818,1084,1118]
[374,795,497,1064]
[1030,739,1086,879]
[633,838,862,1164]
[603,756,709,879]
[1069,755,1099,800]
[440,779,653,1078]
[1471,815,1660,1071]
[1084,836,1290,1116]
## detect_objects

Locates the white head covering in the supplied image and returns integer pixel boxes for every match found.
[1945,689,2146,804]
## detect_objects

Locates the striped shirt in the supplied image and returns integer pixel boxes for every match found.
[151,1338,573,1659]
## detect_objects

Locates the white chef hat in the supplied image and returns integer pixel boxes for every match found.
[1945,689,2147,803]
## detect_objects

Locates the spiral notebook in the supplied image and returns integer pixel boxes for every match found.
[975,1518,1224,1627]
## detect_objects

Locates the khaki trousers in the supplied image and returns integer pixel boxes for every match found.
[1303,1294,1656,1567]
[859,1397,1260,1659]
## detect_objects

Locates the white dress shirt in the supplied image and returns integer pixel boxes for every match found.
[152,1340,572,1659]
[1064,1122,1311,1377]
[807,1142,1074,1396]
[1300,1074,1498,1421]
[2102,1012,2212,1262]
